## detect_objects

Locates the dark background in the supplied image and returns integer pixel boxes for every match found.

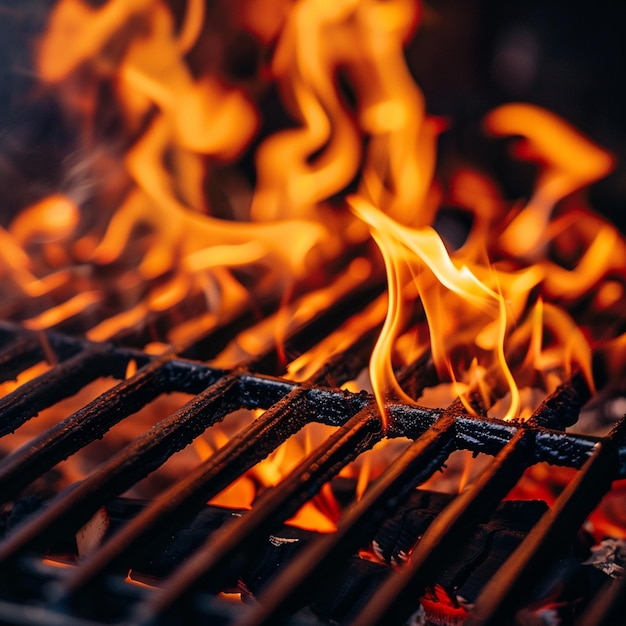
[406,0,626,231]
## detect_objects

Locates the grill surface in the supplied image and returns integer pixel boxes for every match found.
[0,301,624,626]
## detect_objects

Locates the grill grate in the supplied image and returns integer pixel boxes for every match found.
[0,313,624,626]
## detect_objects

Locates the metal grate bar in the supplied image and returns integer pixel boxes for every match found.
[230,410,460,626]
[352,432,533,626]
[55,339,381,606]
[53,389,332,606]
[130,404,386,624]
[0,355,176,502]
[347,374,594,626]
[465,416,626,625]
[0,320,623,626]
[0,374,241,565]
[0,335,60,384]
[576,568,626,626]
[0,325,83,370]
[0,349,122,442]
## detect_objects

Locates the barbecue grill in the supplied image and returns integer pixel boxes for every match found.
[0,2,625,625]
[0,281,624,626]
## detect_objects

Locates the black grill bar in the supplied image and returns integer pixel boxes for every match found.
[0,355,173,502]
[576,568,626,626]
[344,373,594,626]
[233,376,591,626]
[132,404,387,625]
[0,374,241,565]
[351,430,533,626]
[230,411,459,626]
[464,415,626,626]
[53,387,315,606]
[0,324,80,382]
[53,337,381,606]
[0,348,125,440]
[0,318,623,626]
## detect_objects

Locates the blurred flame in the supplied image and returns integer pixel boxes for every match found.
[485,104,615,259]
[0,0,622,538]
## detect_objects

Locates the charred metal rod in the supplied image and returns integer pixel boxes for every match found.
[58,341,431,609]
[0,334,52,383]
[465,416,626,626]
[0,374,240,565]
[120,353,431,625]
[0,348,118,441]
[0,355,172,502]
[131,403,386,625]
[575,568,626,626]
[349,428,532,626]
[230,410,460,626]
[348,374,593,626]
[55,386,353,605]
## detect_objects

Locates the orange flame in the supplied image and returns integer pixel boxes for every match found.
[349,195,520,423]
[485,103,615,259]
[0,0,623,537]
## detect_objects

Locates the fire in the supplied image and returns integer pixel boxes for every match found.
[485,104,615,259]
[349,194,520,422]
[0,0,624,539]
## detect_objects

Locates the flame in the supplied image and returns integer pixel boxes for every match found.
[0,0,623,539]
[28,0,333,340]
[349,195,520,422]
[193,416,339,533]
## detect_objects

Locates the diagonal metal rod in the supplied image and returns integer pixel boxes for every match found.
[0,355,172,502]
[54,335,379,606]
[464,416,626,626]
[343,374,593,626]
[123,347,437,624]
[0,374,240,565]
[131,403,388,625]
[54,387,349,607]
[0,334,54,383]
[575,566,626,626]
[230,410,460,626]
[0,348,119,441]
